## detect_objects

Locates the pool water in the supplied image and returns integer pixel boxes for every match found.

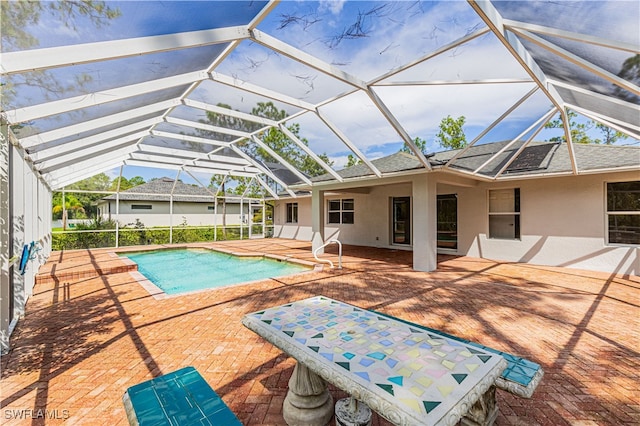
[121,248,309,295]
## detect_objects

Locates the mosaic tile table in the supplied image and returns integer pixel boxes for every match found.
[242,296,507,426]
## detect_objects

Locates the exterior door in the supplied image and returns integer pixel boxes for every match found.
[437,194,458,250]
[392,197,411,245]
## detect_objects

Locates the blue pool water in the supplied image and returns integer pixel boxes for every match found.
[121,248,309,295]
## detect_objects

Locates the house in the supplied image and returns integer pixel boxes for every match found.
[97,178,263,228]
[272,141,640,276]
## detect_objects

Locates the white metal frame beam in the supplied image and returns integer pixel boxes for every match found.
[366,88,433,170]
[6,71,208,124]
[509,28,640,96]
[36,135,143,170]
[1,26,250,75]
[250,29,368,90]
[493,109,557,179]
[165,117,251,139]
[40,144,138,174]
[468,0,578,174]
[19,99,180,148]
[149,130,232,147]
[444,86,542,168]
[47,159,125,189]
[229,145,297,197]
[129,152,261,173]
[472,108,556,175]
[210,72,316,111]
[315,110,382,178]
[503,19,640,54]
[29,123,156,162]
[138,144,253,166]
[277,124,343,181]
[255,175,279,200]
[183,99,279,127]
[249,135,312,185]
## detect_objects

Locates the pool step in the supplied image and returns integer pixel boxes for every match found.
[35,256,137,285]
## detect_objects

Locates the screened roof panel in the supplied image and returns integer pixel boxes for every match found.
[554,86,640,134]
[6,45,224,110]
[2,1,268,52]
[493,1,639,46]
[378,33,531,84]
[187,79,307,118]
[3,0,638,191]
[517,38,635,102]
[215,40,354,104]
[262,0,486,81]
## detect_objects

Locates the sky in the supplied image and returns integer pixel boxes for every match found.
[8,0,639,184]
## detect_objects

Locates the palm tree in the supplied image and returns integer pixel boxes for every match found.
[52,193,85,230]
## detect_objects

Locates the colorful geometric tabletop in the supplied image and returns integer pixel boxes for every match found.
[242,296,507,426]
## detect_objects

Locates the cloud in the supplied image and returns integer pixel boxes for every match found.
[318,0,346,15]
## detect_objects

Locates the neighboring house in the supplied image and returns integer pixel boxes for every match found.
[272,141,640,276]
[97,178,261,228]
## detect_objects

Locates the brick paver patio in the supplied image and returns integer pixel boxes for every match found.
[1,239,638,425]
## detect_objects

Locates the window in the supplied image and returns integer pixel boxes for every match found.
[607,181,640,245]
[131,204,152,210]
[328,199,354,224]
[207,205,215,211]
[286,202,298,223]
[488,189,520,239]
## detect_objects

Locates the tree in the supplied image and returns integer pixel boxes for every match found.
[545,110,628,145]
[1,1,121,106]
[109,176,145,191]
[435,115,467,150]
[345,154,361,168]
[595,123,628,145]
[544,110,591,144]
[61,173,111,218]
[399,137,427,155]
[197,102,333,178]
[615,54,639,104]
[52,193,85,230]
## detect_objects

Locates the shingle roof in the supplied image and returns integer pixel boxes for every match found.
[102,178,215,203]
[311,152,424,182]
[434,141,640,176]
[311,141,640,182]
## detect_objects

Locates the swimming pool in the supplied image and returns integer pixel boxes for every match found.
[120,248,310,295]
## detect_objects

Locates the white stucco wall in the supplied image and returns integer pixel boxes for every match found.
[272,171,639,276]
[454,171,639,276]
[98,200,245,227]
[272,182,414,250]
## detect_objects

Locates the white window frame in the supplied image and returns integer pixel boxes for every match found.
[488,188,520,240]
[286,202,298,224]
[606,181,640,246]
[327,198,354,225]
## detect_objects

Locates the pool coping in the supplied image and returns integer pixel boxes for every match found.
[113,246,323,300]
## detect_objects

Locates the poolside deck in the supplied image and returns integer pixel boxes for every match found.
[1,239,638,425]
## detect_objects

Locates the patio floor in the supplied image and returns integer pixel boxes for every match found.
[1,239,638,425]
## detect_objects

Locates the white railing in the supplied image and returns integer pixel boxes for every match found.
[313,239,342,269]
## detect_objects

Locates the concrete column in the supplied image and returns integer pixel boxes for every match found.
[311,189,325,254]
[412,174,437,271]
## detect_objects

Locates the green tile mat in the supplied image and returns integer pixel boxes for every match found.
[123,367,242,426]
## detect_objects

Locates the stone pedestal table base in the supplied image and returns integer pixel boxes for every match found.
[461,385,499,426]
[283,363,334,426]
